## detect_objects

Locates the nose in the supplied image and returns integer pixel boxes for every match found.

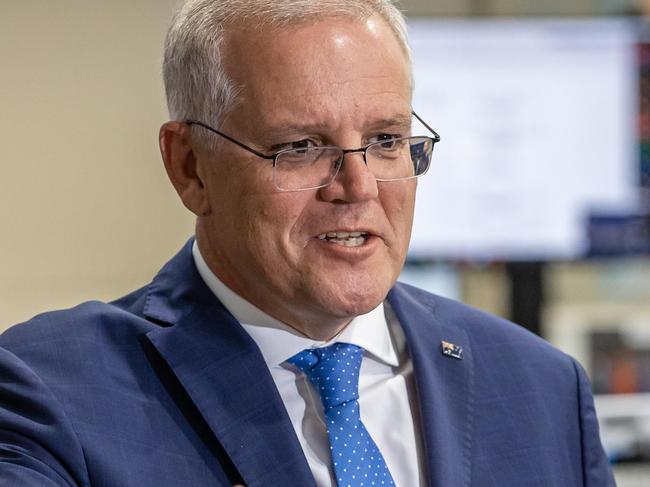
[319,150,378,203]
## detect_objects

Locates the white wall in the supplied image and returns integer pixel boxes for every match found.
[1,1,193,327]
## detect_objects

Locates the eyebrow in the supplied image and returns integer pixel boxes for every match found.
[260,113,413,141]
[261,122,329,140]
[365,114,413,131]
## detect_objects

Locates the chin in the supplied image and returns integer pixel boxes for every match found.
[315,277,393,318]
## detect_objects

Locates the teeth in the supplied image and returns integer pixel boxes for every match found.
[316,231,369,247]
[342,237,365,247]
[319,231,368,239]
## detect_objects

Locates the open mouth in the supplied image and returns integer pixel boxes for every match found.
[316,231,369,247]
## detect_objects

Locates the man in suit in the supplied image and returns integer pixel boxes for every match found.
[0,0,615,485]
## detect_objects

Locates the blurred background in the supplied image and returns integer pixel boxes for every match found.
[1,1,648,485]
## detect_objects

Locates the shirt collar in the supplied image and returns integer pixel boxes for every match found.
[192,240,399,369]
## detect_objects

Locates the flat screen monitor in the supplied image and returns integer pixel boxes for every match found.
[408,18,640,261]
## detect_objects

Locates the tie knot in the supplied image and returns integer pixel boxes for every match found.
[288,343,363,410]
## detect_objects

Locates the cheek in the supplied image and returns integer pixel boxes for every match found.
[206,157,271,219]
[250,193,313,258]
[383,184,416,239]
[203,165,270,255]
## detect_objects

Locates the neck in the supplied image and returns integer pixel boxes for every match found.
[194,226,354,340]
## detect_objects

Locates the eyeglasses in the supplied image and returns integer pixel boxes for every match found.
[185,111,440,191]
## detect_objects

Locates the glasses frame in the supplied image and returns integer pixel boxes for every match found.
[185,111,441,191]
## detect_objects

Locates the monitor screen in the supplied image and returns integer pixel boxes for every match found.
[408,18,640,260]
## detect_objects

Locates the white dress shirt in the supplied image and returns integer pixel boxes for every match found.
[192,242,425,486]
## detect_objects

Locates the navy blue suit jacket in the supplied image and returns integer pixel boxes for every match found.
[0,240,615,486]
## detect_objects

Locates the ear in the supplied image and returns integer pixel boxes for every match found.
[159,121,211,216]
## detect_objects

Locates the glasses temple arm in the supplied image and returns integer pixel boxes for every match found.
[411,111,441,142]
[185,120,274,160]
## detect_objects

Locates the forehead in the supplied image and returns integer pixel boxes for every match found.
[220,15,412,131]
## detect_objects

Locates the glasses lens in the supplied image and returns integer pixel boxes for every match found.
[368,136,433,181]
[273,147,342,190]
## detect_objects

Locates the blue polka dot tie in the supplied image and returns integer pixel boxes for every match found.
[288,343,396,487]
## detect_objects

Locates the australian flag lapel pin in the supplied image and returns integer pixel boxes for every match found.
[441,340,464,360]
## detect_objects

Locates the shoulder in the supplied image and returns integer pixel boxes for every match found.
[0,285,156,377]
[390,281,574,371]
[391,281,545,340]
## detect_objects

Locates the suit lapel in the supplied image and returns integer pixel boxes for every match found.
[388,284,474,487]
[142,241,315,487]
[139,242,474,486]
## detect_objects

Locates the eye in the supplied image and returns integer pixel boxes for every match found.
[275,139,318,153]
[369,133,402,150]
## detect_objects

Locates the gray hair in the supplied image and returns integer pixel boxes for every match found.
[162,0,411,135]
